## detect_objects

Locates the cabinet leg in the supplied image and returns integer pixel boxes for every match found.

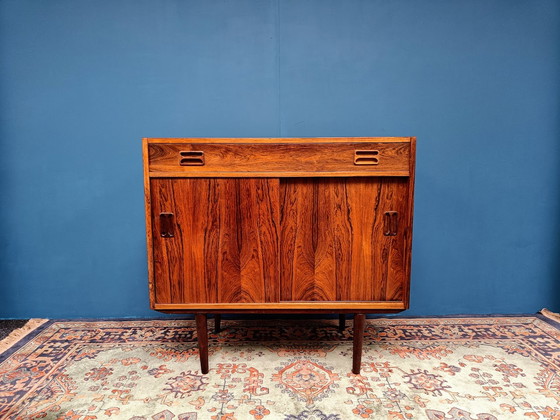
[214,314,221,333]
[352,314,366,374]
[339,314,346,332]
[195,314,209,374]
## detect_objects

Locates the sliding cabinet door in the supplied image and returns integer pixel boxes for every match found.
[280,177,410,303]
[150,178,280,305]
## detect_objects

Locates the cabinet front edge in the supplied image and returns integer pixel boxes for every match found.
[154,302,406,311]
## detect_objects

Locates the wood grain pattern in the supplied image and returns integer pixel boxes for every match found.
[369,178,409,302]
[159,310,404,315]
[148,142,410,176]
[150,178,279,305]
[280,179,345,301]
[215,178,280,303]
[148,170,410,178]
[146,137,412,144]
[280,178,409,303]
[153,302,406,311]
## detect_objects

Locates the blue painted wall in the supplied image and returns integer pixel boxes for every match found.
[1,0,559,318]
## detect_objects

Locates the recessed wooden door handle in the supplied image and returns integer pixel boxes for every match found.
[354,150,379,165]
[179,151,205,166]
[384,211,398,236]
[160,213,174,238]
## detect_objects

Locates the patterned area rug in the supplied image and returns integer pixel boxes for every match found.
[1,316,559,419]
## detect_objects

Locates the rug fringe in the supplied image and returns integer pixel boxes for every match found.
[539,308,560,323]
[0,319,49,354]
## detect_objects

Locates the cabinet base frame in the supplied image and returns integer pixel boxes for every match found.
[154,302,406,311]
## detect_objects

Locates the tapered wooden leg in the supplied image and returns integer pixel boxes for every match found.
[352,314,366,374]
[214,314,221,333]
[195,314,209,374]
[339,314,346,332]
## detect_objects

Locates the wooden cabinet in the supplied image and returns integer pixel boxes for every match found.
[143,137,416,374]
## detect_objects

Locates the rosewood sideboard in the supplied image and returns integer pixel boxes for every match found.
[143,137,416,374]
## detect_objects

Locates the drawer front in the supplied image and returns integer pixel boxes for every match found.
[148,142,410,177]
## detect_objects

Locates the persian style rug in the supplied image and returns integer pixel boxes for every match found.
[1,316,560,419]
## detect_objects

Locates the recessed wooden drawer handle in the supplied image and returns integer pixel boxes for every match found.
[384,211,398,236]
[179,151,205,166]
[354,150,379,165]
[160,213,174,238]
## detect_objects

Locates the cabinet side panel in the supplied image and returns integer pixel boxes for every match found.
[402,137,416,308]
[143,139,155,308]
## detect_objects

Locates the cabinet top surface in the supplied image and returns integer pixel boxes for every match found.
[144,137,414,144]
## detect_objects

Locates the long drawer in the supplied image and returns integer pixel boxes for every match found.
[146,140,411,177]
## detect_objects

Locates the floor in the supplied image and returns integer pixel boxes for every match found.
[0,319,28,341]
